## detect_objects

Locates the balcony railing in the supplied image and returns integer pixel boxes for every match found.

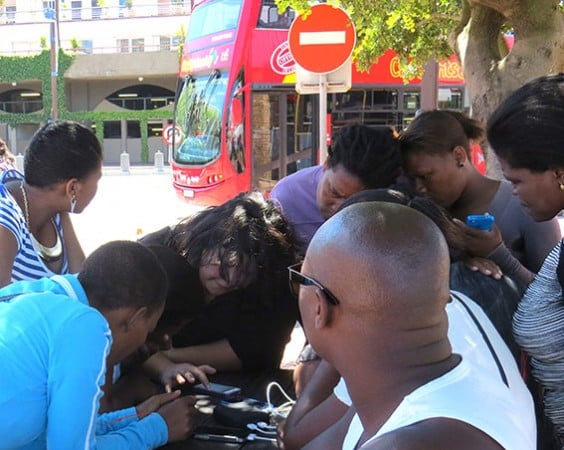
[0,3,192,25]
[0,2,189,56]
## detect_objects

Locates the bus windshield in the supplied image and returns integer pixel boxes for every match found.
[174,70,227,165]
[187,0,242,41]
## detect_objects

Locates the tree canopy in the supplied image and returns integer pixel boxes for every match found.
[276,0,564,174]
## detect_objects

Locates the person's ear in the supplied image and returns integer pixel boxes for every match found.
[64,178,79,196]
[553,168,564,188]
[313,288,333,329]
[124,306,148,331]
[452,145,468,167]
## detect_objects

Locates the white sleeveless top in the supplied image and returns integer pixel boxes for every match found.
[340,292,536,449]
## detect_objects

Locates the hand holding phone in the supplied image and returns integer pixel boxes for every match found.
[466,214,495,231]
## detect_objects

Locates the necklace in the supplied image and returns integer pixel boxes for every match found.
[19,181,63,262]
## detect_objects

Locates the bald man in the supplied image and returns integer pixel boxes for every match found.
[291,202,535,450]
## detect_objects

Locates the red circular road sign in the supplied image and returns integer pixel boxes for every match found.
[288,4,356,74]
[162,124,182,145]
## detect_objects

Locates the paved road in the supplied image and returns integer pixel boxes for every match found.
[71,165,202,256]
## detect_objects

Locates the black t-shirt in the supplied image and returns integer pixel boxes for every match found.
[140,227,299,370]
[173,279,298,370]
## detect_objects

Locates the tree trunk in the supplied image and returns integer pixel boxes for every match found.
[451,0,564,179]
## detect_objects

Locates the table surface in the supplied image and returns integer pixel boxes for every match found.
[158,370,294,449]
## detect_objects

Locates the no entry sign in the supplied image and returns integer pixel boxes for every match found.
[288,4,356,74]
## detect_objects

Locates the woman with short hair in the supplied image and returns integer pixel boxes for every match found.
[0,120,103,287]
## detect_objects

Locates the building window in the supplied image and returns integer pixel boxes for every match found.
[148,121,164,137]
[6,6,17,23]
[117,39,129,53]
[0,89,43,114]
[131,38,144,53]
[159,36,171,51]
[106,85,175,111]
[102,121,142,139]
[127,121,141,138]
[71,1,82,20]
[80,40,93,54]
[103,121,121,139]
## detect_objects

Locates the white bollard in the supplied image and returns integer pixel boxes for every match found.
[15,153,24,173]
[120,151,130,173]
[154,150,164,172]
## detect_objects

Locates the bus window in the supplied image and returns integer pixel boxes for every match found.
[227,76,246,174]
[364,89,400,130]
[438,87,464,110]
[187,0,242,41]
[403,91,420,112]
[295,94,313,169]
[331,90,366,129]
[174,70,227,165]
[258,0,294,29]
[252,91,306,190]
[296,94,313,134]
[370,89,398,110]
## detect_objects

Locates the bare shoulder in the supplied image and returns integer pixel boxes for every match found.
[363,418,504,450]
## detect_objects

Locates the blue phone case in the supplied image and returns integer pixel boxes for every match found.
[466,214,495,231]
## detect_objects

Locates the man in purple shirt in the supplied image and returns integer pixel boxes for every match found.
[271,124,402,255]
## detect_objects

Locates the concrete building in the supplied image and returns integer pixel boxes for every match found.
[0,0,190,164]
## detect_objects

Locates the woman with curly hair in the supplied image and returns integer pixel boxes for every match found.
[135,192,300,394]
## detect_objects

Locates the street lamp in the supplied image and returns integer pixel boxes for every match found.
[44,1,59,120]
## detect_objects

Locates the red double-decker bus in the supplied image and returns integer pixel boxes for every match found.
[170,0,467,205]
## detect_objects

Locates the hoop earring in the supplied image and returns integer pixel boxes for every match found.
[70,194,77,213]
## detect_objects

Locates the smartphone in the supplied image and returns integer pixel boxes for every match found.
[187,382,243,401]
[192,432,245,444]
[466,214,495,231]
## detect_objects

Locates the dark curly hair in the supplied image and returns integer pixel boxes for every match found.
[168,192,300,305]
[327,124,401,188]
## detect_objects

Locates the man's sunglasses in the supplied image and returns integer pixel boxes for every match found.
[288,263,340,305]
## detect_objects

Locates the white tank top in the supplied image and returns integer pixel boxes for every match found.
[340,291,536,449]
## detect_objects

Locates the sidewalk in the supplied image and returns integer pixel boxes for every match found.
[101,164,172,176]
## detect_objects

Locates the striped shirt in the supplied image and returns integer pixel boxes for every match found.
[0,169,68,282]
[513,240,564,438]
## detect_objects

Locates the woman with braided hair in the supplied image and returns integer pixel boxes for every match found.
[270,123,405,256]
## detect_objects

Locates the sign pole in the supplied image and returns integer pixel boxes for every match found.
[319,74,328,163]
[287,4,356,165]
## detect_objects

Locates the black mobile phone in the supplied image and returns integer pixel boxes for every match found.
[192,432,246,444]
[187,382,243,401]
[194,425,248,438]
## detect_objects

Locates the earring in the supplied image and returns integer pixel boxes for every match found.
[560,183,564,191]
[70,194,77,213]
